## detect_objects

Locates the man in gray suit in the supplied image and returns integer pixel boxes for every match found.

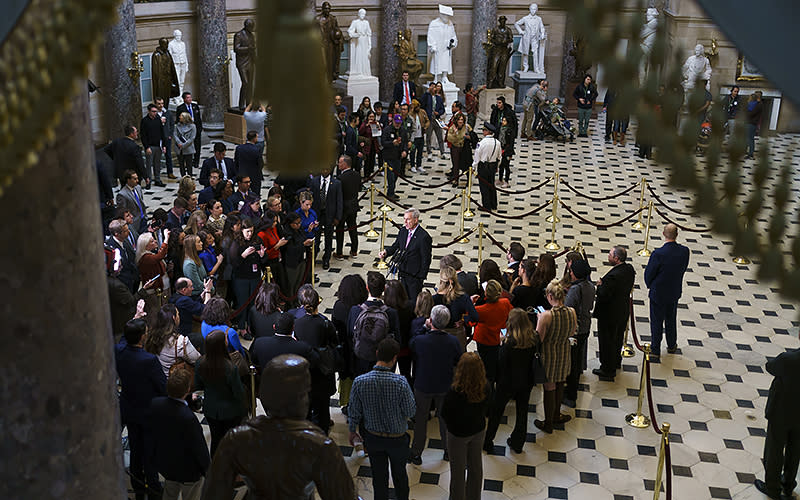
[116,170,148,234]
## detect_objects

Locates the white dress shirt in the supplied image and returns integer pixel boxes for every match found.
[473,136,502,166]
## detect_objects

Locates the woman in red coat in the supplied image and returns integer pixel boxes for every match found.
[136,229,170,291]
[472,279,513,384]
[358,111,381,178]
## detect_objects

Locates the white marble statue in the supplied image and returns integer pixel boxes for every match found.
[427,5,458,84]
[347,8,372,76]
[514,3,547,75]
[682,43,712,91]
[168,30,188,104]
[639,7,659,83]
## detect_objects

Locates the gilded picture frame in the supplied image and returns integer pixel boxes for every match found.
[736,53,766,82]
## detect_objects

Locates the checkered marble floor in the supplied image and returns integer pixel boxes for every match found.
[134,119,800,500]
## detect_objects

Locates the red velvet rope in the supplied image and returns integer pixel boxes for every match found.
[475,174,552,195]
[646,184,695,216]
[228,277,265,321]
[628,296,645,352]
[333,214,379,234]
[469,197,551,220]
[394,169,462,189]
[561,179,640,201]
[377,191,460,214]
[645,358,662,434]
[652,206,710,233]
[431,227,478,248]
[483,229,509,253]
[559,200,645,229]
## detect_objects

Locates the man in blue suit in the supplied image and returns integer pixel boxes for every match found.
[115,318,167,499]
[644,224,690,357]
[151,369,210,500]
[234,131,264,196]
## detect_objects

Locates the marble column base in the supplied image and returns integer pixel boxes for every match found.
[442,81,460,121]
[343,74,379,109]
[511,72,545,112]
[205,122,224,139]
[478,87,515,122]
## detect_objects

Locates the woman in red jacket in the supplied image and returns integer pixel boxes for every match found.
[472,279,513,384]
[257,212,287,292]
[358,111,381,178]
[136,229,171,291]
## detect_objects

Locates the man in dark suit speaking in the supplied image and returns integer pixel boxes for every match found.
[379,207,432,301]
[309,164,343,270]
[644,223,690,357]
[592,245,636,380]
[393,70,417,106]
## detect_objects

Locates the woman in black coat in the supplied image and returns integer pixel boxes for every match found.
[293,286,338,434]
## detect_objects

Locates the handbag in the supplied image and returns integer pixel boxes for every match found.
[170,337,195,387]
[316,319,345,376]
[530,346,547,385]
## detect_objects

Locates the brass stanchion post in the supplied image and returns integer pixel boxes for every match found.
[620,298,636,358]
[544,195,561,251]
[625,343,652,428]
[632,177,647,230]
[375,211,389,270]
[365,183,379,239]
[380,163,391,213]
[652,423,671,500]
[546,173,560,223]
[637,200,654,257]
[478,222,484,267]
[249,364,257,418]
[463,167,475,218]
[265,266,273,283]
[459,190,470,243]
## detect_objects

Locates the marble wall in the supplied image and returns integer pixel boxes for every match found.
[88,0,796,144]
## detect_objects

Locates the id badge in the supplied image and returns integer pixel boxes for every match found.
[252,264,258,273]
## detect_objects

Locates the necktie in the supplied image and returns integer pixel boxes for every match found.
[405,82,410,104]
[218,160,225,179]
[129,232,135,248]
[132,188,144,219]
[321,178,328,206]
[188,105,194,120]
[406,230,413,248]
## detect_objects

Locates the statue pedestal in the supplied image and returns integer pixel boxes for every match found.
[442,81,461,120]
[224,110,246,144]
[478,87,516,122]
[511,71,545,113]
[342,74,379,110]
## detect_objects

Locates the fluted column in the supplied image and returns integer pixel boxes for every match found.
[470,0,497,87]
[197,0,230,138]
[380,0,407,102]
[0,82,126,500]
[103,0,142,139]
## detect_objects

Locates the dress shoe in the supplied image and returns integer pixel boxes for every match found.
[443,450,449,461]
[482,439,494,453]
[408,454,422,465]
[667,346,678,354]
[533,418,553,434]
[322,261,330,270]
[556,413,572,424]
[155,181,166,187]
[167,174,177,180]
[333,253,345,259]
[753,479,781,499]
[350,251,358,257]
[239,331,253,341]
[592,368,615,380]
[506,437,524,453]
[144,183,152,190]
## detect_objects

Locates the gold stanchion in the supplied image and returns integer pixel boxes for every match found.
[621,312,635,358]
[478,222,484,267]
[249,364,258,418]
[265,266,273,283]
[365,183,379,239]
[459,190,470,243]
[380,163,391,213]
[637,200,654,257]
[463,167,475,219]
[625,343,651,428]
[652,422,671,500]
[572,241,587,261]
[544,195,561,251]
[311,242,316,283]
[632,177,647,230]
[545,173,560,223]
[375,211,389,269]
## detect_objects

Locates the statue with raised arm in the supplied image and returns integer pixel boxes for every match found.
[514,3,547,75]
[200,354,357,500]
[427,4,458,84]
[483,16,514,89]
[347,8,372,76]
[682,43,712,91]
[316,2,344,82]
[168,30,188,104]
[234,19,257,109]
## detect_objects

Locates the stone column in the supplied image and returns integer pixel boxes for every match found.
[197,0,230,138]
[103,0,142,139]
[379,0,407,102]
[0,82,126,499]
[470,0,497,87]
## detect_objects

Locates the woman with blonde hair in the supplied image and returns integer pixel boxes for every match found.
[433,266,478,350]
[174,112,196,177]
[533,279,577,434]
[408,98,429,173]
[483,308,537,454]
[136,230,170,291]
[182,234,211,298]
[442,352,490,500]
[183,209,207,236]
[177,175,196,200]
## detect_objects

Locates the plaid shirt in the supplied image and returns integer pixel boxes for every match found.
[348,365,416,434]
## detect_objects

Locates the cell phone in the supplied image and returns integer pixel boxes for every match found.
[535,306,546,314]
[144,274,161,287]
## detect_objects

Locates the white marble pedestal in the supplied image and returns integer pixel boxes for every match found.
[511,71,545,113]
[342,74,379,109]
[478,87,516,121]
[442,81,460,119]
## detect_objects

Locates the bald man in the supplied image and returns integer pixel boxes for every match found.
[644,224,690,357]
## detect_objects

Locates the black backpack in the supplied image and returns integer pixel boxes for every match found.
[353,303,390,361]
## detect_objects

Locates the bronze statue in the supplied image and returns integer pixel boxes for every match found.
[394,29,425,85]
[201,354,356,499]
[315,2,344,82]
[234,19,257,109]
[151,38,180,101]
[483,17,514,89]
